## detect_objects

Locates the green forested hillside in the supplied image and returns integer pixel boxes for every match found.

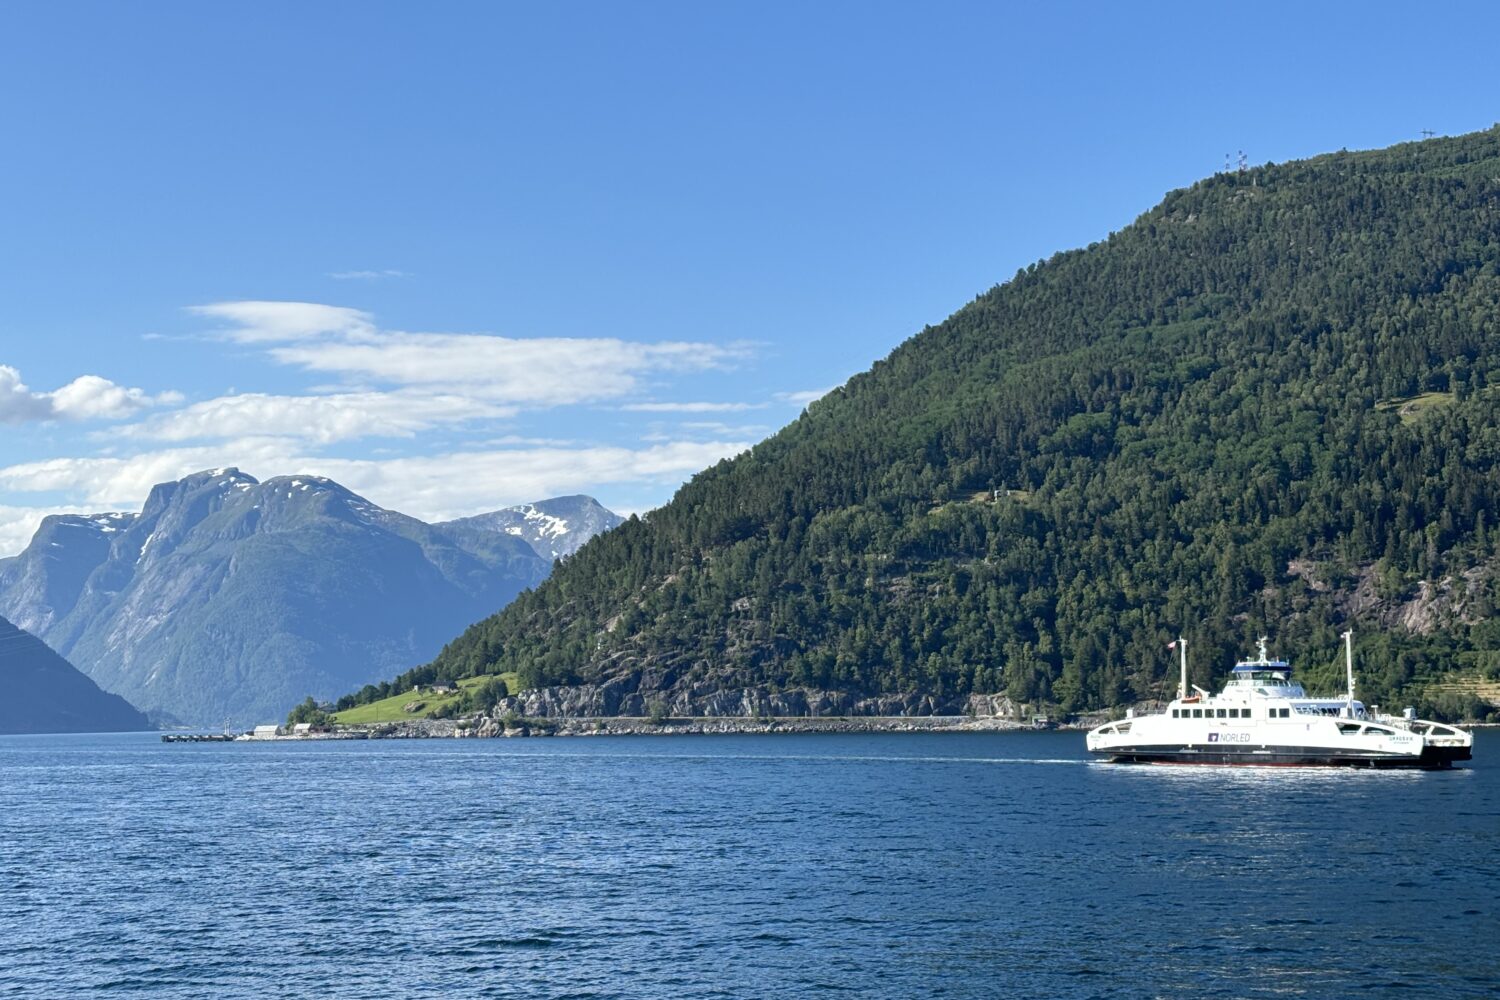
[353,127,1500,720]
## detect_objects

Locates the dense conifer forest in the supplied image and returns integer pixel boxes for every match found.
[348,127,1500,720]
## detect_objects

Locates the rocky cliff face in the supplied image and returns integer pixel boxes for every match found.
[0,615,149,734]
[0,469,556,725]
[491,676,1020,719]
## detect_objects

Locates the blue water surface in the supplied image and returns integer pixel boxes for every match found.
[0,730,1496,998]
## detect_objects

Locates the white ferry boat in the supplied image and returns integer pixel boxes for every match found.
[1086,633,1473,768]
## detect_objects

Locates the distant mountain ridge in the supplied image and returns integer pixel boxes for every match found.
[0,614,149,734]
[439,495,625,561]
[0,470,622,724]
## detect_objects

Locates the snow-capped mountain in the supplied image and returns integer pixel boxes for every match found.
[0,469,560,725]
[439,495,626,561]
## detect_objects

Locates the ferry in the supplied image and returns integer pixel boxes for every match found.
[1086,633,1473,768]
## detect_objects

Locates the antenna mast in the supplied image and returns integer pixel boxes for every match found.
[1342,629,1356,715]
[1172,637,1188,700]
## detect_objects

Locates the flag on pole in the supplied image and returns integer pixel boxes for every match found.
[1167,640,1177,649]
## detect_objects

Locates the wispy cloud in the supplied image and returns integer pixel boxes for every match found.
[189,301,376,343]
[0,504,97,557]
[0,437,754,549]
[775,385,838,406]
[0,365,180,424]
[328,269,410,281]
[124,391,515,445]
[188,300,752,408]
[680,421,771,435]
[621,401,763,413]
[0,300,777,554]
[271,334,746,405]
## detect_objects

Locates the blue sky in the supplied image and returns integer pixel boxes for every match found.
[1,0,1497,552]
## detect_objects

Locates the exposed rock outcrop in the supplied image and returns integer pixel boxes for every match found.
[490,679,1021,720]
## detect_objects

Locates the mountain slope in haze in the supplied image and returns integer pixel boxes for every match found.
[0,615,150,734]
[0,470,563,724]
[356,127,1500,722]
[439,496,626,561]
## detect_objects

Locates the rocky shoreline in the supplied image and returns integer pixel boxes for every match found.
[267,681,1103,740]
[323,713,1094,740]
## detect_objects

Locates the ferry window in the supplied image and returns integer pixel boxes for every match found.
[1171,709,1180,718]
[1216,709,1227,718]
[1279,708,1290,718]
[1232,709,1244,719]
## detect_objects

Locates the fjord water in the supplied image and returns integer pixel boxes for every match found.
[1,733,1496,998]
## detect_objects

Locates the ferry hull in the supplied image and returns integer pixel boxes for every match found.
[1091,744,1465,769]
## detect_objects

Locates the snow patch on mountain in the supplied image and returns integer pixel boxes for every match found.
[438,495,624,561]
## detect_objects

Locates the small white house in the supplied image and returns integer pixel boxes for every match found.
[252,724,282,739]
[291,722,313,736]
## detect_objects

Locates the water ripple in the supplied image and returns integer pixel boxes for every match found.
[0,730,1496,998]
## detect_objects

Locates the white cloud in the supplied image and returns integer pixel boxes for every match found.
[270,332,744,405]
[51,376,184,420]
[311,441,754,522]
[622,401,762,413]
[0,438,753,543]
[0,301,775,553]
[189,300,751,408]
[0,447,284,507]
[775,386,838,406]
[0,504,97,557]
[0,365,177,424]
[0,367,53,423]
[680,421,772,435]
[189,301,376,343]
[126,391,514,444]
[328,269,409,281]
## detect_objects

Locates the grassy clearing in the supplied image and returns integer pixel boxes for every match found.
[332,674,505,724]
[1424,676,1500,705]
[1376,390,1455,424]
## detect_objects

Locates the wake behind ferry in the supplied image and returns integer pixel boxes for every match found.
[1086,633,1473,768]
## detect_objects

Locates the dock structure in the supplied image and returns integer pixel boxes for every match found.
[162,718,241,742]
